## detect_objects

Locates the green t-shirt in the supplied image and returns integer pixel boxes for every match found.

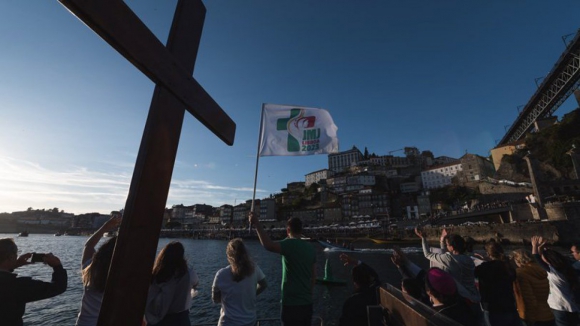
[279,238,316,305]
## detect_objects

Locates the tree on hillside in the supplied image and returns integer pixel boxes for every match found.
[499,108,580,180]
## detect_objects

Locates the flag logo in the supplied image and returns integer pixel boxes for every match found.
[259,104,338,156]
[277,109,320,153]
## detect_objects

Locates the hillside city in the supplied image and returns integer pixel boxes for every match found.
[1,107,579,236]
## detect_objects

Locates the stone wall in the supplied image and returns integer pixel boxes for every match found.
[415,203,580,244]
[479,182,531,196]
[421,221,559,244]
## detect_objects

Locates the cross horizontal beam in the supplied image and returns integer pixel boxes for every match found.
[59,0,236,145]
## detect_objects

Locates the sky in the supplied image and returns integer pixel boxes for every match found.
[1,1,580,214]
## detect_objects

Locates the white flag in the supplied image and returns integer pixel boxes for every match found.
[259,103,339,156]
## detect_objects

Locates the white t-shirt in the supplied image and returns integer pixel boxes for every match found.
[546,266,579,312]
[212,265,266,326]
[145,267,199,324]
[76,259,102,326]
[75,287,103,326]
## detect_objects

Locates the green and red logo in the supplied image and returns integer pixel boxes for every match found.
[277,109,320,152]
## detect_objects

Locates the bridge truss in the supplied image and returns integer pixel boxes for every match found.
[499,29,580,146]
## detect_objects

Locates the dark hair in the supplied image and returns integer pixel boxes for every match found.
[82,236,117,292]
[152,241,188,284]
[352,264,373,288]
[227,238,255,282]
[463,236,475,253]
[402,278,423,300]
[445,234,466,254]
[287,217,303,234]
[485,241,515,277]
[0,238,17,264]
[571,243,580,251]
[542,249,580,291]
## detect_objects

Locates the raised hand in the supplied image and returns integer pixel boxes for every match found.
[531,235,545,254]
[390,252,403,267]
[414,227,423,239]
[43,253,62,267]
[440,228,448,241]
[392,246,408,264]
[14,253,32,269]
[248,212,259,225]
[103,214,122,231]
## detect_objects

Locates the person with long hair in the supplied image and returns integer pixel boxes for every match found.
[145,241,199,326]
[512,249,555,326]
[531,236,579,326]
[212,238,267,326]
[76,213,121,326]
[474,241,520,326]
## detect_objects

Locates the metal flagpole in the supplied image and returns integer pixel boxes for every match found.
[249,103,265,232]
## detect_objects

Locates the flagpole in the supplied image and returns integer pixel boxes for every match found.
[249,103,266,232]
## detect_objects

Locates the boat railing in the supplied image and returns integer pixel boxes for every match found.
[380,284,463,326]
[192,315,324,326]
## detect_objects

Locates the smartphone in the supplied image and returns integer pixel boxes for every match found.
[31,253,46,263]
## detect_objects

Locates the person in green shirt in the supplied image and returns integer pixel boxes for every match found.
[249,212,316,326]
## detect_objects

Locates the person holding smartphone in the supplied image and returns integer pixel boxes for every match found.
[0,238,68,326]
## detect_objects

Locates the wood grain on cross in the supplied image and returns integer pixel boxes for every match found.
[58,0,235,325]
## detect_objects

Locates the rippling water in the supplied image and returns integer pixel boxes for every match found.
[5,234,429,326]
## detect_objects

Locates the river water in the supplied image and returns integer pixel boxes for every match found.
[6,234,428,325]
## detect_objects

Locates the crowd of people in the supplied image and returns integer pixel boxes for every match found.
[2,210,580,326]
[0,211,319,326]
[380,227,580,326]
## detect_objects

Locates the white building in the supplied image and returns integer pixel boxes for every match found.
[305,169,333,187]
[328,146,363,172]
[421,161,462,189]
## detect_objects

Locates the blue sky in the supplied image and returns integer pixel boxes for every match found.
[1,1,579,214]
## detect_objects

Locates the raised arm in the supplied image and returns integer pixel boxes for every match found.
[17,253,67,303]
[211,272,221,304]
[249,212,281,253]
[416,228,452,267]
[531,236,549,271]
[82,213,121,264]
[439,228,448,252]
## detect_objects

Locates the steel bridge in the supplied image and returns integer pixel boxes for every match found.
[498,29,580,146]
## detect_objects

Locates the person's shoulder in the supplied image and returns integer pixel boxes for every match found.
[216,265,231,274]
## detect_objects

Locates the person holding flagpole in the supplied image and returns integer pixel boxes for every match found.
[248,103,337,325]
[249,212,316,326]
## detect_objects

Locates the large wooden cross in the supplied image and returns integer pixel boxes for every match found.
[58,0,236,325]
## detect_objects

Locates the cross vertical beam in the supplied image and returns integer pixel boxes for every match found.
[94,1,205,325]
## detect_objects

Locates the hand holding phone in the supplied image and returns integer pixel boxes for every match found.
[31,253,46,263]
